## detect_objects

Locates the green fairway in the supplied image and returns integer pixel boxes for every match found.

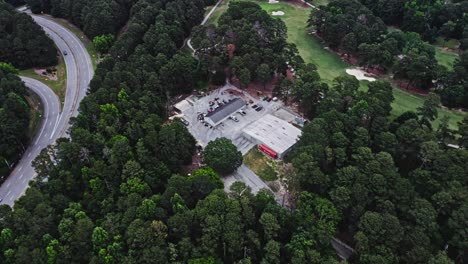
[435,47,458,70]
[249,0,348,82]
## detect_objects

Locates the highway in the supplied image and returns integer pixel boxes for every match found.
[0,11,93,206]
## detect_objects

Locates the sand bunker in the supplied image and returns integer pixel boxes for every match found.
[272,11,285,16]
[269,0,279,3]
[346,68,376,82]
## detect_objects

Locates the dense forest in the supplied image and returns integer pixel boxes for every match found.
[23,0,133,38]
[0,0,467,263]
[309,0,468,109]
[0,64,31,180]
[1,1,338,263]
[288,74,468,263]
[358,0,468,47]
[0,1,57,69]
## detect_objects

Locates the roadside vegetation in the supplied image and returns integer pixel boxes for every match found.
[0,65,31,180]
[51,18,99,68]
[18,58,67,104]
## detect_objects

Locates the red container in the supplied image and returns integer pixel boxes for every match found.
[259,144,277,159]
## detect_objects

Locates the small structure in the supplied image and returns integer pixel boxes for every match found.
[174,99,192,113]
[204,98,246,126]
[242,114,302,159]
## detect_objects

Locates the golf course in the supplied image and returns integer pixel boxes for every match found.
[211,0,466,129]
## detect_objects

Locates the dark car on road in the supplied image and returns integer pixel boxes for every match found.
[255,106,263,111]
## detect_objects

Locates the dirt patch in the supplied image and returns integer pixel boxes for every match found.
[33,68,58,81]
[395,80,430,96]
[229,74,278,100]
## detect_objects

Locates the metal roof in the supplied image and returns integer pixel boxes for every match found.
[205,98,246,125]
[242,114,302,154]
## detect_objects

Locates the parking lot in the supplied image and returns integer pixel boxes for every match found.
[180,83,282,155]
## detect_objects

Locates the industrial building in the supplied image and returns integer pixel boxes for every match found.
[242,114,302,159]
[204,98,246,126]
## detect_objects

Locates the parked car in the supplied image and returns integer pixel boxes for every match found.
[238,110,246,115]
[252,104,258,109]
[256,106,263,111]
[63,50,68,55]
[180,118,190,126]
[230,116,239,122]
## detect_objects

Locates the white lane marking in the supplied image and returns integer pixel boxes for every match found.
[19,173,24,179]
[8,196,13,201]
[18,166,22,172]
[22,178,28,184]
[50,114,60,139]
[6,190,11,196]
[6,182,11,188]
[27,153,31,157]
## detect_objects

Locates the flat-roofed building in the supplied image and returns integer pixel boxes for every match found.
[205,98,246,126]
[242,114,302,159]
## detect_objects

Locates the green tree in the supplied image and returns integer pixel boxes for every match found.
[238,68,251,89]
[256,63,270,90]
[202,138,242,175]
[417,93,440,128]
[93,34,115,54]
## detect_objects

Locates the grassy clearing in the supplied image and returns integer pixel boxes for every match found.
[244,148,278,181]
[435,48,458,70]
[47,16,99,69]
[19,57,67,104]
[206,0,231,25]
[434,37,460,49]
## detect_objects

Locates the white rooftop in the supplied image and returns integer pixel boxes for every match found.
[174,99,192,113]
[242,114,302,154]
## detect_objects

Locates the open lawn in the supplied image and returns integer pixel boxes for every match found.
[244,148,278,182]
[19,57,67,105]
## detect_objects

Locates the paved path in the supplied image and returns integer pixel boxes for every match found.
[0,10,93,206]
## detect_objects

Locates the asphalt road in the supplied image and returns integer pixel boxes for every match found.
[0,12,93,206]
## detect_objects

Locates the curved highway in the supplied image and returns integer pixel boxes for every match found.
[0,12,94,206]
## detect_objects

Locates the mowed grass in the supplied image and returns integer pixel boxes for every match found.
[206,0,231,26]
[249,0,465,129]
[435,48,459,70]
[19,57,67,104]
[248,0,348,82]
[244,148,278,182]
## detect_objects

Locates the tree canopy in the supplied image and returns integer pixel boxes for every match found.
[0,2,57,69]
[202,137,242,175]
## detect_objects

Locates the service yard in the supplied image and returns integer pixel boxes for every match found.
[179,83,283,154]
[176,83,300,203]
